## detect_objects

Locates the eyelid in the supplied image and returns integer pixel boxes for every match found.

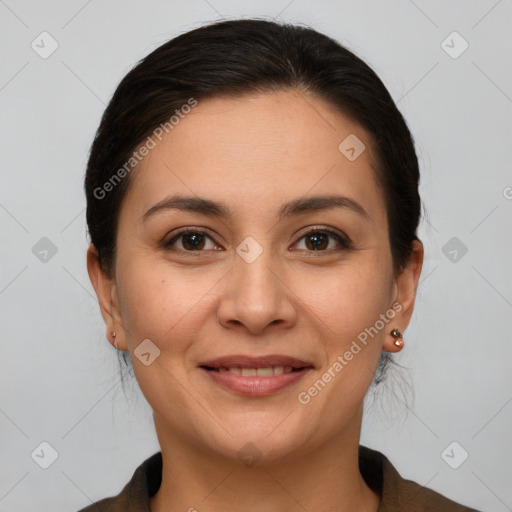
[164,227,220,251]
[163,226,352,252]
[293,226,353,250]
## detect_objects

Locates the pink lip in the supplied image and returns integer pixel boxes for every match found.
[200,366,312,396]
[199,354,312,369]
[198,354,314,396]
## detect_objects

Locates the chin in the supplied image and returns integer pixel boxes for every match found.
[201,414,317,466]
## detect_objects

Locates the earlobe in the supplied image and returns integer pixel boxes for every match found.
[86,244,127,350]
[384,240,424,352]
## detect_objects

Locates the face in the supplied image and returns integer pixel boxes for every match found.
[89,90,422,464]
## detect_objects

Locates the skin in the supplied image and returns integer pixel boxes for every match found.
[88,89,423,512]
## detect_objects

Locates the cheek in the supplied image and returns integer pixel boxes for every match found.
[293,263,392,421]
[116,258,218,350]
[115,259,212,410]
[293,256,393,341]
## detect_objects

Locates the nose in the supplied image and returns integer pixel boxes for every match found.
[216,248,298,335]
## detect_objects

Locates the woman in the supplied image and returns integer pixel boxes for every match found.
[80,18,480,512]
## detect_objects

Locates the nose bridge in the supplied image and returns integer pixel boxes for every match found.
[235,244,279,298]
[217,238,296,332]
[234,240,282,304]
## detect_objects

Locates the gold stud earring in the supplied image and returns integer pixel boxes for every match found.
[111,331,118,350]
[390,328,404,350]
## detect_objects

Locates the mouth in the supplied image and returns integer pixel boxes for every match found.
[198,355,314,396]
[202,366,304,376]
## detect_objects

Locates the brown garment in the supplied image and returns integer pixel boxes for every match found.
[77,445,481,511]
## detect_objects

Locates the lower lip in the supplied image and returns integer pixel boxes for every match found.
[200,367,312,396]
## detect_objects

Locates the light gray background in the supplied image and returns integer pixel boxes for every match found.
[1,1,511,511]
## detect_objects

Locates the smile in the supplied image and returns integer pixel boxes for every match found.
[198,354,314,395]
[208,366,295,376]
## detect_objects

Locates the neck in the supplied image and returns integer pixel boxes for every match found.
[149,410,380,512]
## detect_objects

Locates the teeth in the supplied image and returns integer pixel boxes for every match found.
[256,367,274,377]
[216,366,295,376]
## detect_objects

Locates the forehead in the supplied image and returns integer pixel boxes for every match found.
[121,90,386,225]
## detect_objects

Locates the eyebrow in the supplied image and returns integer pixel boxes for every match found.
[142,194,370,222]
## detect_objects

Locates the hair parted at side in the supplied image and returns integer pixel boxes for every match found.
[84,18,421,389]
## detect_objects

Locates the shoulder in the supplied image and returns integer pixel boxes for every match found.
[77,495,116,512]
[359,445,482,512]
[76,452,162,512]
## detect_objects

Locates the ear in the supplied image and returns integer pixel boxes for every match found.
[86,244,127,351]
[383,239,424,352]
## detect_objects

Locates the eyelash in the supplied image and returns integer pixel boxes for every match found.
[163,227,353,254]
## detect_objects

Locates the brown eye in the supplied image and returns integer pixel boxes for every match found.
[304,232,329,250]
[165,229,220,252]
[294,229,352,251]
[181,233,206,250]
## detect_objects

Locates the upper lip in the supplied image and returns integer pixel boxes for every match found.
[199,354,313,369]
